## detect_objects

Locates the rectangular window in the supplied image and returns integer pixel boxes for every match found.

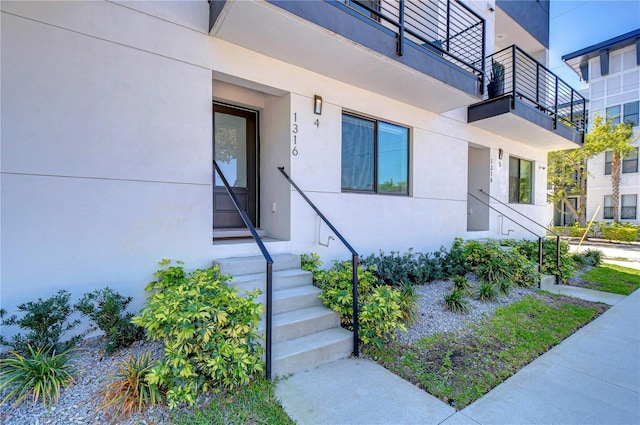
[621,194,637,220]
[624,101,639,127]
[509,156,533,204]
[605,151,613,175]
[623,147,638,173]
[342,0,381,21]
[603,195,614,219]
[341,113,409,195]
[606,105,621,124]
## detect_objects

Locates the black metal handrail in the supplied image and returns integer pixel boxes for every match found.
[337,0,485,91]
[486,45,586,139]
[278,167,360,357]
[476,189,562,285]
[213,160,275,380]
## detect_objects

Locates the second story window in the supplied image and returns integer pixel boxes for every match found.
[342,113,409,195]
[509,156,533,204]
[605,102,639,127]
[605,147,639,175]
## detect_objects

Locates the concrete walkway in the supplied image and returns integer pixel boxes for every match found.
[275,288,640,425]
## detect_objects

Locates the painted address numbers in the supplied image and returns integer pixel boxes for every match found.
[291,113,319,156]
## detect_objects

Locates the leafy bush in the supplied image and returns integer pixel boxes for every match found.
[300,253,321,275]
[572,249,603,268]
[453,275,472,294]
[498,279,512,295]
[0,290,84,354]
[507,239,575,283]
[569,225,587,238]
[0,345,75,411]
[441,238,471,278]
[132,260,264,409]
[361,249,423,286]
[97,352,161,422]
[315,260,409,348]
[444,289,469,314]
[602,226,637,242]
[463,241,539,287]
[475,281,497,302]
[75,288,144,355]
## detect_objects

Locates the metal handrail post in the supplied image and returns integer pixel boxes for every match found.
[555,236,561,285]
[511,45,517,108]
[538,237,543,286]
[352,254,359,357]
[213,160,274,380]
[397,0,405,56]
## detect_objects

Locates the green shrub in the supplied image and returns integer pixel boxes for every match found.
[602,226,638,242]
[569,226,587,237]
[0,290,84,354]
[132,260,264,409]
[498,279,512,295]
[463,240,538,287]
[475,281,497,302]
[300,253,321,275]
[443,289,469,314]
[508,239,576,283]
[453,275,472,294]
[316,261,409,348]
[97,352,161,422]
[441,238,472,278]
[361,249,424,286]
[75,288,144,355]
[0,345,75,411]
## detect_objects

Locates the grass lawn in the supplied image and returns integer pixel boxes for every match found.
[365,292,608,409]
[579,263,640,295]
[171,379,294,425]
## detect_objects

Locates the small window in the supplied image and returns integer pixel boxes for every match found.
[509,156,533,204]
[605,151,613,175]
[603,195,614,219]
[606,105,621,124]
[621,194,637,220]
[623,148,638,174]
[342,0,381,21]
[341,113,409,195]
[623,101,639,127]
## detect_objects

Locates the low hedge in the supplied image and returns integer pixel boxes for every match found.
[602,227,638,242]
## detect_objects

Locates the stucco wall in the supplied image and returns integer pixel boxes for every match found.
[1,1,551,336]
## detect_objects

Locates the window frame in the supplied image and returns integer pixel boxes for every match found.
[603,195,614,220]
[508,156,534,205]
[605,147,638,175]
[341,112,410,196]
[623,101,639,127]
[621,194,637,220]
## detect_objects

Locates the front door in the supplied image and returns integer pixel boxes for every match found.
[213,103,258,229]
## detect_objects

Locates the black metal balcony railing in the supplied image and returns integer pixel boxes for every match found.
[486,45,587,134]
[338,0,485,88]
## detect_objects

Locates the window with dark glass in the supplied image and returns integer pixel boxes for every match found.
[606,148,638,175]
[606,105,621,124]
[621,194,637,220]
[603,195,614,219]
[623,101,639,127]
[342,0,381,21]
[342,113,409,195]
[623,148,638,173]
[509,156,533,204]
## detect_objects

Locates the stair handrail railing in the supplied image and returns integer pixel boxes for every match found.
[477,189,562,284]
[213,160,275,380]
[468,192,546,287]
[278,166,360,357]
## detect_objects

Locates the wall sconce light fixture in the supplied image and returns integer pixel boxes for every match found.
[498,148,503,160]
[314,95,323,115]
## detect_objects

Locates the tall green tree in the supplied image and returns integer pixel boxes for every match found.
[587,115,637,222]
[547,148,589,226]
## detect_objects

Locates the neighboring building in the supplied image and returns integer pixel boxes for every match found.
[2,0,584,365]
[563,29,640,224]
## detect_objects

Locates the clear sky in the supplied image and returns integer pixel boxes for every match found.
[549,0,640,91]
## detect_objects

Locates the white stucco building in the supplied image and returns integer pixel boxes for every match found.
[563,29,640,225]
[2,0,585,371]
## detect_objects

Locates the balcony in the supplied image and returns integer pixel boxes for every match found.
[468,45,586,150]
[210,0,485,113]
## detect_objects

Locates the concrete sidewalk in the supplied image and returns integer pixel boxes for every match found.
[275,289,640,425]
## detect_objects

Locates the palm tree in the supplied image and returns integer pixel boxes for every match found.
[587,116,636,222]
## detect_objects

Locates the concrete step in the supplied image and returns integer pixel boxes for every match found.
[272,327,353,377]
[271,306,341,344]
[228,269,313,295]
[251,285,323,315]
[215,253,300,276]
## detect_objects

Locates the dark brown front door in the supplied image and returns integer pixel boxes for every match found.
[213,103,258,229]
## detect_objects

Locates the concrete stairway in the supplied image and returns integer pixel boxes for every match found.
[214,253,353,377]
